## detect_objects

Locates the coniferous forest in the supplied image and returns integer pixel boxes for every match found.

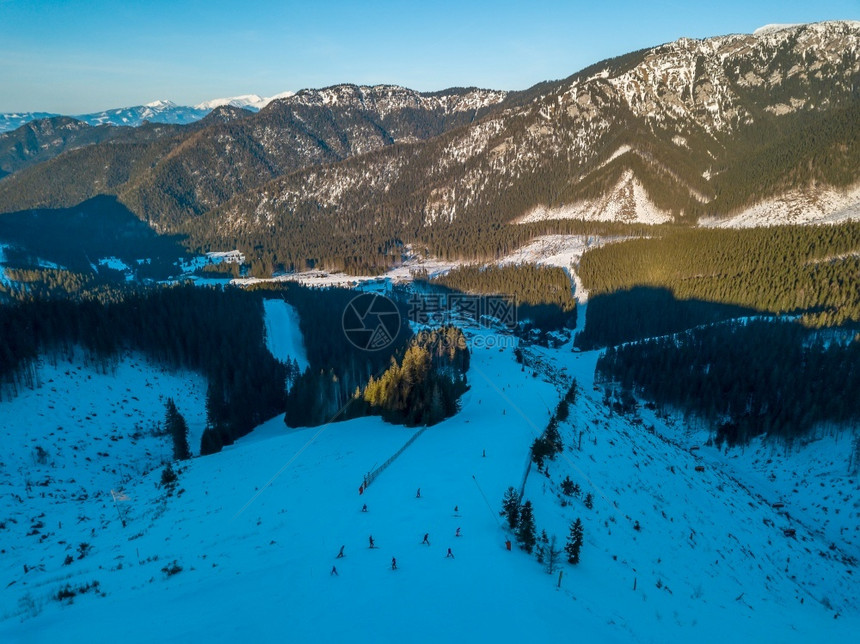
[0,284,287,453]
[362,326,470,426]
[596,320,860,445]
[426,263,577,330]
[577,223,860,328]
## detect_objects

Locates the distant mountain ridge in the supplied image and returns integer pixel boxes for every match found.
[0,91,297,133]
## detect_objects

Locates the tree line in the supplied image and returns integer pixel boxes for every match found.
[578,223,860,328]
[595,319,860,445]
[0,284,287,453]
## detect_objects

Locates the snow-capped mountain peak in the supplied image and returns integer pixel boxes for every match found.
[194,92,295,112]
[194,94,265,111]
[143,99,177,109]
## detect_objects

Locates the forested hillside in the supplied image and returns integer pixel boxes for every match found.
[0,86,506,235]
[577,223,860,328]
[0,285,287,452]
[596,320,860,444]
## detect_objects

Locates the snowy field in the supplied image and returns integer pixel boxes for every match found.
[1,307,857,642]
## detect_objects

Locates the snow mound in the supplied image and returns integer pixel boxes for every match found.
[194,92,295,111]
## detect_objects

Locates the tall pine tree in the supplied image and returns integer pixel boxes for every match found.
[500,486,520,530]
[566,518,584,564]
[165,398,191,461]
[516,500,537,553]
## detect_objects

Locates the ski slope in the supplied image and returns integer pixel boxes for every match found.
[0,319,857,642]
[262,299,309,371]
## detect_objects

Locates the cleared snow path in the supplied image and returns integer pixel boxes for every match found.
[262,299,308,371]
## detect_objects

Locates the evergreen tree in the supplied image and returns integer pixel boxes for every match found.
[564,379,578,405]
[561,475,575,496]
[165,398,191,461]
[584,493,594,510]
[556,399,569,421]
[566,518,584,564]
[516,500,537,553]
[545,416,563,454]
[500,486,520,529]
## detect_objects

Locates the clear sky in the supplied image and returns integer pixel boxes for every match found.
[0,0,857,113]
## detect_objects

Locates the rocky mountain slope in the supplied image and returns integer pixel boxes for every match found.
[0,86,508,231]
[0,22,857,272]
[202,21,859,268]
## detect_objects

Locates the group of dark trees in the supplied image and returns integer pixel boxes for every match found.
[576,287,755,349]
[0,284,287,454]
[430,264,575,310]
[596,320,860,445]
[275,284,415,428]
[578,223,860,329]
[531,381,578,469]
[362,327,470,426]
[422,263,577,331]
[501,486,585,568]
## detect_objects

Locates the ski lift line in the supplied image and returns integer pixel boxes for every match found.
[471,474,503,529]
[232,387,372,519]
[364,424,430,489]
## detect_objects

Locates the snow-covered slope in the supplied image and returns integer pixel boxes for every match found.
[262,299,309,371]
[1,315,857,642]
[78,100,209,128]
[517,170,674,225]
[699,184,860,228]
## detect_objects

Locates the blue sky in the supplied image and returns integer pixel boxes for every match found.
[0,0,857,113]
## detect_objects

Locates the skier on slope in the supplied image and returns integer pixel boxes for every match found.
[336,545,345,558]
[422,533,430,545]
[391,557,397,570]
[369,535,375,548]
[331,566,338,576]
[455,527,461,537]
[416,488,421,498]
[446,548,455,559]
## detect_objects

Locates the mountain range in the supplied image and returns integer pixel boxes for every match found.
[0,21,858,273]
[0,92,297,134]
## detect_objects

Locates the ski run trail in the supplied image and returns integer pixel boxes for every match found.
[0,296,857,643]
